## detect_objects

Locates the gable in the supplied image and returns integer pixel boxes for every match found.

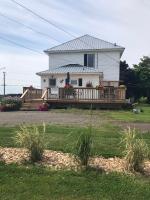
[44,34,125,54]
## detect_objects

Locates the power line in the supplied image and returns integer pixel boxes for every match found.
[0,11,61,44]
[0,14,77,62]
[0,35,78,64]
[0,35,42,54]
[9,0,121,64]
[10,0,75,38]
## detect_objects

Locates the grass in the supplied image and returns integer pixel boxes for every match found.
[0,163,150,200]
[0,124,150,158]
[50,104,150,123]
[108,105,150,122]
[0,104,150,199]
[0,124,121,158]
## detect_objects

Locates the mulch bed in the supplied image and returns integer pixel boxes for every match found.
[0,147,150,175]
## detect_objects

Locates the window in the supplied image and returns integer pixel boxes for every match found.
[84,54,95,67]
[71,80,77,85]
[78,78,82,86]
[49,78,56,87]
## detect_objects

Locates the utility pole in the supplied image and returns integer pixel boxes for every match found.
[3,72,6,96]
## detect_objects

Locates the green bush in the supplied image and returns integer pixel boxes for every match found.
[0,97,22,111]
[138,96,148,104]
[75,127,92,167]
[15,124,46,162]
[122,127,149,172]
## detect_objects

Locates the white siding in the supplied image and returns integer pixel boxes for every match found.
[41,74,100,90]
[97,51,120,81]
[48,50,120,82]
[49,52,84,68]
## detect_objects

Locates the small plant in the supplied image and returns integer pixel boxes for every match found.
[86,81,93,88]
[15,124,46,162]
[96,85,104,90]
[122,127,149,172]
[64,84,75,96]
[38,103,49,111]
[0,152,4,164]
[75,128,92,168]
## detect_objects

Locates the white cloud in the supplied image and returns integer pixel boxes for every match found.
[0,52,48,94]
[0,0,150,93]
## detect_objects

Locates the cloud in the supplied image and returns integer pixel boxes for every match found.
[0,52,47,94]
[0,0,150,93]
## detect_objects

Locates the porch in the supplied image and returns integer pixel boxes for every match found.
[20,86,129,110]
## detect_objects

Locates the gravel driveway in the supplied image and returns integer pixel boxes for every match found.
[0,111,150,132]
[0,111,92,126]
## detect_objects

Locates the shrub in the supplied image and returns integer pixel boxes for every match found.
[138,96,148,104]
[15,124,46,162]
[0,96,22,111]
[75,128,92,167]
[122,127,149,172]
[38,103,49,111]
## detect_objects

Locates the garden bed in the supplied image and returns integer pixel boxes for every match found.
[1,147,150,175]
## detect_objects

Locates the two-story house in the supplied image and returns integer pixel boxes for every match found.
[37,35,125,92]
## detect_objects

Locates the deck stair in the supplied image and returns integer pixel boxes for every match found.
[20,100,43,111]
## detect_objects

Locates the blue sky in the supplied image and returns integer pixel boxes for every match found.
[0,0,150,94]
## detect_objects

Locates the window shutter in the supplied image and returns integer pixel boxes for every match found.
[84,54,87,66]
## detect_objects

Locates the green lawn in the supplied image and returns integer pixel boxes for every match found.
[107,105,150,122]
[0,107,150,199]
[0,164,150,200]
[51,104,150,123]
[0,124,150,158]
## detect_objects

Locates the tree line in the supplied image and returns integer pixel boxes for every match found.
[120,56,150,103]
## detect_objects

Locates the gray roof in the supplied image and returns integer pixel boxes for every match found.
[37,64,102,76]
[45,34,125,53]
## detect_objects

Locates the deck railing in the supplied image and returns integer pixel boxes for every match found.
[21,86,126,103]
[43,86,126,102]
[21,87,42,102]
[58,87,126,102]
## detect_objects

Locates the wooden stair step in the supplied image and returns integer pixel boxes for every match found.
[21,100,44,111]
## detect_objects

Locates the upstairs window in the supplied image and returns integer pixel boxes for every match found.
[84,54,95,67]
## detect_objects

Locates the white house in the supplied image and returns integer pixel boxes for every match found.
[37,35,125,92]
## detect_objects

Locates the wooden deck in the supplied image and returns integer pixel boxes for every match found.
[21,86,130,109]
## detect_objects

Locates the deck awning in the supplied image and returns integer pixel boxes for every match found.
[36,64,103,76]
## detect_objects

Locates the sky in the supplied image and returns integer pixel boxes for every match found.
[0,0,150,94]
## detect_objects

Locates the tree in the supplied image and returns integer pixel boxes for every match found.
[134,56,150,102]
[120,61,138,99]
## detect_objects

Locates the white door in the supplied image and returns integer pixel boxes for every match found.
[49,78,58,96]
